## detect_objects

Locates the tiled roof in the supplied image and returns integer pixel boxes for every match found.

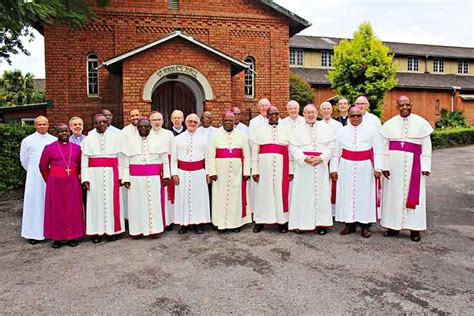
[290,67,474,90]
[290,35,474,59]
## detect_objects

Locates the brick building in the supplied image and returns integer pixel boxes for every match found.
[35,0,310,129]
[290,36,474,125]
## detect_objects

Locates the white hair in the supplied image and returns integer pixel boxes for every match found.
[257,98,271,107]
[171,110,184,118]
[286,100,300,109]
[185,113,200,124]
[319,101,332,110]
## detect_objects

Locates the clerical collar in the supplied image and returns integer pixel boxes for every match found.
[173,126,183,132]
[306,122,315,127]
[270,123,278,126]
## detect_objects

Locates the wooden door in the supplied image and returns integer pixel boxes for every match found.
[152,81,196,129]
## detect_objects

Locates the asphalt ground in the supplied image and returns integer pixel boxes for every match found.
[0,145,473,314]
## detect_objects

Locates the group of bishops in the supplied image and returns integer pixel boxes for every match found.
[19,95,433,249]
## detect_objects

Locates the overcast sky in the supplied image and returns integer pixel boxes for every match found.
[1,0,473,78]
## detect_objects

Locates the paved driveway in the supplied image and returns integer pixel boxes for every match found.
[0,146,473,314]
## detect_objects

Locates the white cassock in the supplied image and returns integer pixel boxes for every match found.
[171,130,211,226]
[289,122,335,231]
[251,124,293,225]
[81,129,125,236]
[197,126,218,141]
[322,118,343,216]
[122,133,170,236]
[249,115,268,213]
[152,128,175,226]
[235,122,250,136]
[380,114,433,231]
[120,124,138,219]
[330,122,383,224]
[208,128,252,229]
[20,132,56,240]
[108,125,121,133]
[349,112,381,129]
[249,114,268,131]
[280,115,305,131]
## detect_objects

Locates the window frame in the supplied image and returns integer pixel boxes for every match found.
[321,51,334,68]
[244,56,255,99]
[87,53,99,97]
[433,58,444,73]
[407,56,419,72]
[289,49,304,66]
[457,60,469,74]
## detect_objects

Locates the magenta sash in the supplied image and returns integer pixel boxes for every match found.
[389,141,422,209]
[178,159,205,171]
[89,157,121,232]
[167,154,175,205]
[215,148,247,217]
[259,144,290,212]
[303,151,322,157]
[341,148,381,209]
[129,163,166,226]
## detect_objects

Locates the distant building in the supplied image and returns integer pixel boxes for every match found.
[290,36,474,125]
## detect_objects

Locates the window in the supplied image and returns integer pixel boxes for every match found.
[87,53,99,97]
[435,99,440,116]
[244,57,255,99]
[433,58,444,73]
[168,0,179,10]
[458,60,469,74]
[407,57,419,72]
[21,118,35,126]
[321,51,334,67]
[289,49,304,66]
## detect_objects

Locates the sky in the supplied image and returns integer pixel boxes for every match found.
[0,0,473,79]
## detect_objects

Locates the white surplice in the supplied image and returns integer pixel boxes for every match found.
[81,129,124,236]
[380,114,433,231]
[119,124,138,219]
[152,127,175,226]
[289,122,335,230]
[235,122,250,136]
[251,124,293,225]
[171,130,210,226]
[197,126,218,142]
[280,115,305,132]
[122,133,170,236]
[20,132,56,240]
[330,122,383,224]
[208,128,251,229]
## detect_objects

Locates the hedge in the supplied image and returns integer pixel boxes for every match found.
[431,127,474,149]
[0,124,35,191]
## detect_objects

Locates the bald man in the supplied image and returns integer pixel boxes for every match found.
[249,98,271,132]
[352,96,381,128]
[197,111,218,141]
[102,109,121,133]
[20,116,57,244]
[171,110,186,136]
[281,100,305,131]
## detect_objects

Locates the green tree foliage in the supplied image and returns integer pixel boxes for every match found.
[327,22,398,117]
[290,73,315,112]
[0,0,111,64]
[435,109,468,129]
[0,69,45,107]
[0,123,35,191]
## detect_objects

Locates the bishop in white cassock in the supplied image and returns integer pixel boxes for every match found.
[171,114,211,234]
[251,106,293,233]
[122,118,170,237]
[380,96,433,242]
[81,114,124,243]
[351,96,382,129]
[19,116,56,243]
[208,111,251,232]
[289,104,335,234]
[150,111,176,229]
[197,111,218,141]
[330,105,383,238]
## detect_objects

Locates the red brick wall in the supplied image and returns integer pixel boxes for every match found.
[311,86,454,126]
[44,0,292,129]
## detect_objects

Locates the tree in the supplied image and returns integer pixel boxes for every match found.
[290,72,315,113]
[0,69,45,107]
[327,22,398,117]
[0,0,111,64]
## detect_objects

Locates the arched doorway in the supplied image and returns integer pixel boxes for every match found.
[152,81,196,129]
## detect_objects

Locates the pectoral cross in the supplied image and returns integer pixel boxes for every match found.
[401,141,405,148]
[65,168,71,175]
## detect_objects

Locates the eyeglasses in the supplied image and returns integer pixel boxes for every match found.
[187,120,199,124]
[268,112,279,116]
[349,114,362,118]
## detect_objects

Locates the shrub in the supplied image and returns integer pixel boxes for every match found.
[0,123,35,191]
[431,127,474,149]
[290,73,314,113]
[435,109,468,129]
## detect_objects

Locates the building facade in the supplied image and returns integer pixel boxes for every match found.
[36,0,309,129]
[290,36,474,125]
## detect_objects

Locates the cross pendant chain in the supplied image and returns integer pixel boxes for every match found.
[65,168,71,175]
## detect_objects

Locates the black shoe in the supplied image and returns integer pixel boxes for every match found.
[108,235,119,242]
[68,239,78,247]
[52,241,61,249]
[179,226,188,234]
[194,225,204,234]
[294,229,301,234]
[278,224,288,233]
[410,231,421,242]
[92,236,102,243]
[383,229,400,237]
[316,228,327,235]
[233,228,241,233]
[253,224,263,233]
[28,239,38,245]
[218,229,226,234]
[165,223,175,231]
